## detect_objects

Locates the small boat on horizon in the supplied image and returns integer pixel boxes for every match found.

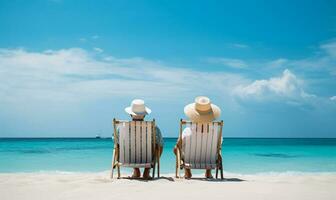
[95,129,103,139]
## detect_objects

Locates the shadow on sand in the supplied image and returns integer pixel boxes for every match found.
[117,176,175,182]
[115,176,244,182]
[180,177,245,182]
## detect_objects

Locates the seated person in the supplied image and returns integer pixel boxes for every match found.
[115,99,163,179]
[174,96,221,179]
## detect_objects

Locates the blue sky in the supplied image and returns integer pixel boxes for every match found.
[0,0,336,138]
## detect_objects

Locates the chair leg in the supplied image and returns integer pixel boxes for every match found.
[111,149,116,179]
[175,157,179,178]
[157,151,160,178]
[220,166,224,180]
[215,167,219,179]
[111,168,114,179]
[152,162,156,178]
[219,154,224,180]
[115,148,121,179]
[220,160,224,180]
[176,148,181,178]
[117,166,121,179]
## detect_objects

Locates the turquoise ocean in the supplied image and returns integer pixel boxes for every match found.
[0,138,335,174]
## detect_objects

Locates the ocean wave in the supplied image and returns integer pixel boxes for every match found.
[253,153,300,158]
[0,146,110,154]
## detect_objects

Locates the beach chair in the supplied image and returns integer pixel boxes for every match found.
[111,118,160,179]
[175,119,224,179]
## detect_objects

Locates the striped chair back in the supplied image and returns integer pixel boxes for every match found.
[116,120,155,168]
[182,121,223,169]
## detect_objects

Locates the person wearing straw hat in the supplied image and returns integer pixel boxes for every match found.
[115,99,164,179]
[174,96,221,178]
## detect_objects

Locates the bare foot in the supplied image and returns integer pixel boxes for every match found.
[132,168,141,178]
[205,169,213,179]
[143,168,152,179]
[184,168,192,179]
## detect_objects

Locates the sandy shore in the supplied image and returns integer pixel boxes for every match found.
[1,172,335,200]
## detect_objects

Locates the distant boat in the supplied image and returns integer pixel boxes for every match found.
[95,130,102,139]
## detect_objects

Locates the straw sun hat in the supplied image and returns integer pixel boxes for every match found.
[125,99,151,116]
[184,96,221,122]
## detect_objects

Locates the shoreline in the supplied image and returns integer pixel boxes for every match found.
[1,170,336,175]
[1,137,336,139]
[1,172,336,200]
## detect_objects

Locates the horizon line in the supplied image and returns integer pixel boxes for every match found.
[0,137,335,139]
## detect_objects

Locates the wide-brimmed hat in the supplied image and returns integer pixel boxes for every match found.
[125,99,151,116]
[184,96,221,122]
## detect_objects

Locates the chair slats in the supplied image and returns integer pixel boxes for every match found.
[200,123,208,168]
[118,122,126,164]
[124,122,130,164]
[141,122,147,163]
[184,123,191,166]
[190,123,197,168]
[183,121,222,169]
[135,121,141,163]
[195,123,202,168]
[130,121,136,163]
[205,123,213,165]
[117,121,154,167]
[112,119,159,179]
[146,122,152,163]
[210,123,218,165]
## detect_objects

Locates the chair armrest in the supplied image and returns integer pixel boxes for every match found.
[176,137,182,148]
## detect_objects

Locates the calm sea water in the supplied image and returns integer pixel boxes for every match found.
[0,138,335,174]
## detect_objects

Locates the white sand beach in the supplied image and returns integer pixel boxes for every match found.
[1,172,335,200]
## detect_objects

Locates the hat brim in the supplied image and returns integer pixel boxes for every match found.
[125,107,151,116]
[184,103,221,122]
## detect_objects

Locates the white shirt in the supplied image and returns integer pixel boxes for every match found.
[181,127,192,152]
[182,127,192,140]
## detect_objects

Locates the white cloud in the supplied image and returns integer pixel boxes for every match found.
[79,35,100,43]
[247,40,336,85]
[330,96,336,101]
[231,43,249,49]
[0,47,330,110]
[93,47,103,53]
[268,40,336,76]
[320,40,336,58]
[1,47,335,138]
[0,48,246,105]
[207,57,248,69]
[267,58,288,68]
[234,69,314,101]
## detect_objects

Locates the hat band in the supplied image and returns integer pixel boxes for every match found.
[195,107,212,114]
[132,110,146,114]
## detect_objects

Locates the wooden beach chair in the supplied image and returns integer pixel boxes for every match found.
[175,119,224,179]
[111,118,160,179]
